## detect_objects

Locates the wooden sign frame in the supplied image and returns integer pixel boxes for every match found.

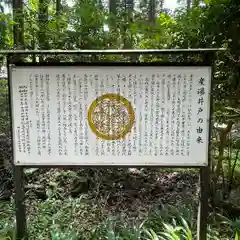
[5,49,215,240]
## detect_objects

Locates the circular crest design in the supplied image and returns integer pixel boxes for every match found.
[88,93,135,140]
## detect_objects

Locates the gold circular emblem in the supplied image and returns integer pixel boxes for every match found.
[88,93,135,140]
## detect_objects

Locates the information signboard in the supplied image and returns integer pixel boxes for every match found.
[9,65,211,166]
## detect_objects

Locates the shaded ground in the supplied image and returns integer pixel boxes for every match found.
[23,168,200,218]
[2,166,240,215]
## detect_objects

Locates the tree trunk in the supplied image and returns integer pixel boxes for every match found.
[39,0,49,61]
[13,0,24,49]
[187,0,191,10]
[109,0,118,47]
[123,0,134,48]
[109,0,117,15]
[148,0,155,23]
[56,0,61,14]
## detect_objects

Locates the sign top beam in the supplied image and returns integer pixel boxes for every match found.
[0,48,225,54]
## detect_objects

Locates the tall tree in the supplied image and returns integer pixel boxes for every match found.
[109,0,117,15]
[122,0,134,49]
[148,0,155,23]
[109,0,118,33]
[56,0,61,14]
[38,0,49,50]
[12,0,24,48]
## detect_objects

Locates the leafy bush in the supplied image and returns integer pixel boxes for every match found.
[0,200,238,240]
[0,80,9,135]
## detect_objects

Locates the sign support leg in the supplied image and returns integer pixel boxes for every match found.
[197,166,210,240]
[197,52,214,240]
[13,166,27,240]
[8,55,27,239]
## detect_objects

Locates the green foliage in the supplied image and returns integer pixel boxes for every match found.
[0,200,238,239]
[0,13,13,50]
[0,80,9,135]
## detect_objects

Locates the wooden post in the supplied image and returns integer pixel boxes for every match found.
[8,58,27,240]
[197,52,214,240]
[9,0,27,225]
[12,0,26,238]
[13,166,27,240]
[197,167,210,240]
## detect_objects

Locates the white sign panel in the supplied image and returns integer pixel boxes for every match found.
[9,65,211,166]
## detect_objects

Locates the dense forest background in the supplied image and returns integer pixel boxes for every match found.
[0,0,240,239]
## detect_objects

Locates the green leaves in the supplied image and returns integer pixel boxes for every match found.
[51,231,79,240]
[144,228,161,240]
[235,232,239,240]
